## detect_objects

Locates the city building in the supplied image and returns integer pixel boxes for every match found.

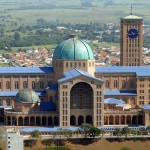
[6,129,23,150]
[0,14,150,128]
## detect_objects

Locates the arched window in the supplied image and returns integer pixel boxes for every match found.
[122,80,126,88]
[114,80,118,88]
[6,98,10,106]
[40,81,44,89]
[106,80,109,88]
[0,99,3,106]
[79,62,81,67]
[23,81,27,89]
[32,81,35,89]
[74,62,77,68]
[66,62,68,67]
[15,81,19,89]
[6,81,10,89]
[83,62,85,67]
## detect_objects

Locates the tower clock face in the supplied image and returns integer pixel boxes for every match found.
[128,28,139,39]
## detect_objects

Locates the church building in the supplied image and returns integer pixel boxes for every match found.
[1,13,150,128]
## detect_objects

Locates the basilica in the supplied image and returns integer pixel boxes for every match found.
[1,13,150,128]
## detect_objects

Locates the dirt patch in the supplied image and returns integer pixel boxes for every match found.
[24,138,150,150]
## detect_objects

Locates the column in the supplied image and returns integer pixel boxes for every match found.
[76,116,78,126]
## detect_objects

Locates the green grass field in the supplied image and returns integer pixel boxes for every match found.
[5,5,149,25]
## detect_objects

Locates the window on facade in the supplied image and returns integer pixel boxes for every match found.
[6,81,10,89]
[6,98,10,106]
[62,85,67,89]
[83,62,85,67]
[66,62,68,67]
[0,99,2,106]
[40,81,44,89]
[15,81,19,89]
[97,85,101,89]
[130,80,134,88]
[79,62,81,67]
[106,80,109,88]
[74,62,77,68]
[114,80,118,88]
[0,82,1,89]
[23,81,27,89]
[32,81,35,89]
[122,80,126,88]
[140,78,144,81]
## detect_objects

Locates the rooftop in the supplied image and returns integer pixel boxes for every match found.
[58,68,103,83]
[0,67,53,74]
[96,66,150,77]
[122,14,142,19]
[104,90,137,96]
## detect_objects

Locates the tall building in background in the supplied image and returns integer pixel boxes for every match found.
[120,8,143,66]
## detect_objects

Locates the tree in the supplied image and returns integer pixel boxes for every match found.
[113,128,122,137]
[13,32,21,40]
[62,129,73,139]
[89,126,101,138]
[146,126,150,134]
[31,130,41,140]
[121,127,130,137]
[131,129,137,137]
[80,123,92,138]
[120,147,132,150]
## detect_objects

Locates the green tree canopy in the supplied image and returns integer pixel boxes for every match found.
[31,130,41,140]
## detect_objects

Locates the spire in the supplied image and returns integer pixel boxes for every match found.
[130,5,133,15]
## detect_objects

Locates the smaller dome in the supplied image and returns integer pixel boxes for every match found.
[15,89,40,103]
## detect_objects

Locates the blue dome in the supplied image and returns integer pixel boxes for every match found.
[53,37,94,60]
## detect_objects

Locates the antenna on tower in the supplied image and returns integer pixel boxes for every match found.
[130,5,133,15]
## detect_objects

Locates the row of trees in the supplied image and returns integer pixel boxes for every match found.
[113,126,150,137]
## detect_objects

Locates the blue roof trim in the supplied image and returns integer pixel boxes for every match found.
[40,102,56,111]
[20,127,79,133]
[48,83,58,90]
[58,68,103,83]
[0,91,46,97]
[104,90,137,96]
[104,98,125,104]
[0,67,53,74]
[96,66,150,76]
[142,105,150,110]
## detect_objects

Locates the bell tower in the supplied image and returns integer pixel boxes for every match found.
[120,6,143,66]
